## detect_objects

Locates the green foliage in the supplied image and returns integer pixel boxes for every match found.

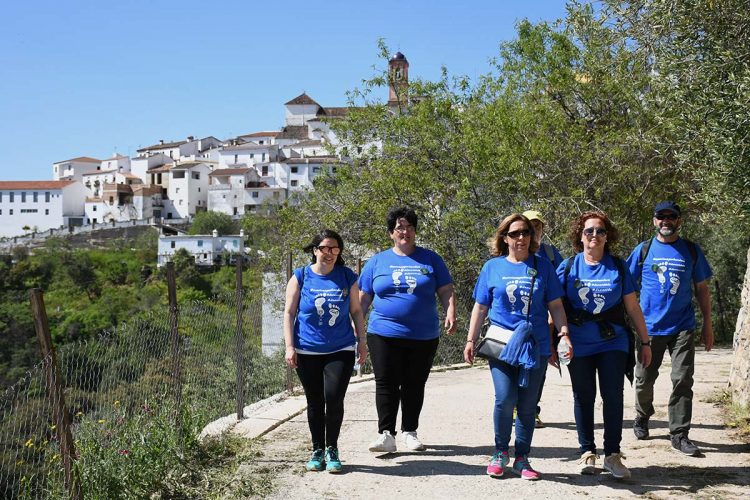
[188,210,237,236]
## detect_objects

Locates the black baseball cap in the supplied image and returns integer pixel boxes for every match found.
[654,201,681,216]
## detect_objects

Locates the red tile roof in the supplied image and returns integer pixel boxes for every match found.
[209,168,251,176]
[239,131,280,138]
[54,156,102,164]
[0,180,75,190]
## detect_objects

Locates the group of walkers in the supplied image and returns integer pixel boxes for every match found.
[283,202,713,481]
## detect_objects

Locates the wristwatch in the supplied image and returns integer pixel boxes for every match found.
[640,340,651,347]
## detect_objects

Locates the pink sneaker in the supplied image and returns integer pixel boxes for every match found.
[486,451,510,477]
[512,456,541,480]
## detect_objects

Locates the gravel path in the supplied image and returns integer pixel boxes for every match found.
[239,348,749,499]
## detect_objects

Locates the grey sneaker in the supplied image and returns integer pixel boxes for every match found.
[402,431,426,451]
[633,415,649,440]
[603,453,631,479]
[671,434,700,456]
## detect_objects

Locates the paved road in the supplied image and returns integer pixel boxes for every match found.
[236,348,749,499]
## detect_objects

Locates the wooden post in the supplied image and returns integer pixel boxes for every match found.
[285,252,294,392]
[234,253,245,419]
[29,289,82,500]
[165,262,182,423]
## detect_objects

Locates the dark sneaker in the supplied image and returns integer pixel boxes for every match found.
[633,415,649,440]
[671,434,700,456]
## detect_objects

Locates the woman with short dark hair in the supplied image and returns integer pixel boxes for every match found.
[360,207,456,453]
[283,229,367,473]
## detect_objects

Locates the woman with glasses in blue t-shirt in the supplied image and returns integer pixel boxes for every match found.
[557,211,652,479]
[465,213,569,481]
[360,207,456,454]
[283,229,368,473]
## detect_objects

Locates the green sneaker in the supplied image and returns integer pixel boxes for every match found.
[306,448,325,471]
[325,446,342,473]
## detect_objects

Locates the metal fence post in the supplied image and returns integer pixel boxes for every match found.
[165,262,182,425]
[234,253,245,420]
[29,289,82,500]
[285,252,294,392]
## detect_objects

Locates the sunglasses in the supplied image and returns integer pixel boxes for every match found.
[583,227,607,237]
[505,229,531,239]
[655,213,678,221]
[393,225,415,233]
[316,245,341,255]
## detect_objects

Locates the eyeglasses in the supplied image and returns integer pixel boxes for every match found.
[393,225,415,233]
[505,229,531,239]
[583,227,607,237]
[316,245,341,255]
[655,213,678,221]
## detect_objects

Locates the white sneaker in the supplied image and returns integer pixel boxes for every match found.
[402,431,426,451]
[578,451,597,475]
[368,431,396,453]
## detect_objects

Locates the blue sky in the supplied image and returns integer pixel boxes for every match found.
[0,0,569,181]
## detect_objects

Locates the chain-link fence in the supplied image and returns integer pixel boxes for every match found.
[0,256,469,499]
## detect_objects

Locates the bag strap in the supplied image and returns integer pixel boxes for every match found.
[542,243,555,266]
[526,255,538,322]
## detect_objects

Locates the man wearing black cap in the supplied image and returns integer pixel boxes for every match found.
[626,201,714,456]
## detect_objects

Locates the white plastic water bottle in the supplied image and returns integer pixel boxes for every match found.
[557,336,571,366]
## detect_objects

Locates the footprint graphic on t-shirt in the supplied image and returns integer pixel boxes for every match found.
[669,274,680,295]
[592,293,606,314]
[520,290,530,315]
[391,271,403,287]
[656,265,668,284]
[328,304,340,326]
[506,283,518,304]
[314,296,326,316]
[405,275,417,294]
[578,286,591,305]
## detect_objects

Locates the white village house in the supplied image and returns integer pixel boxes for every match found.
[157,230,245,267]
[0,181,88,237]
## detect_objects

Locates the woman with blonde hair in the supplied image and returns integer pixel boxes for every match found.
[465,213,570,480]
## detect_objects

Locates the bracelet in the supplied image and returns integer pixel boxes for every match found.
[640,340,651,347]
[466,339,475,344]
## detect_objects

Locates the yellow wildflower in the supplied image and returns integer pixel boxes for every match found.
[24,439,34,448]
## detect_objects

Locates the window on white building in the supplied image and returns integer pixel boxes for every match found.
[0,192,2,202]
[93,206,97,211]
[192,172,200,180]
[45,209,49,215]
[9,209,13,215]
[179,200,183,205]
[21,192,26,203]
[0,209,2,215]
[176,187,180,193]
[9,192,13,202]
[20,209,38,213]
[291,166,299,174]
[234,154,238,163]
[291,180,298,187]
[262,166,268,176]
[312,166,320,174]
[252,191,259,198]
[171,241,176,248]
[198,240,203,247]
[262,153,266,162]
[33,192,38,202]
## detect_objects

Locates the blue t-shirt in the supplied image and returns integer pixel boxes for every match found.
[293,265,358,353]
[536,242,564,269]
[358,247,453,340]
[472,255,564,356]
[626,238,712,336]
[557,253,635,357]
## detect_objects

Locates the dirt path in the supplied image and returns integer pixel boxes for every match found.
[237,348,749,499]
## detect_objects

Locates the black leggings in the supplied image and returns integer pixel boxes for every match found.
[367,334,439,434]
[296,350,355,450]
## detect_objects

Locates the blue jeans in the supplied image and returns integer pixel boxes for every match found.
[489,356,547,457]
[567,349,627,456]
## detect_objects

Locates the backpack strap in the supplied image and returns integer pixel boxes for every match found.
[636,238,653,288]
[542,243,555,266]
